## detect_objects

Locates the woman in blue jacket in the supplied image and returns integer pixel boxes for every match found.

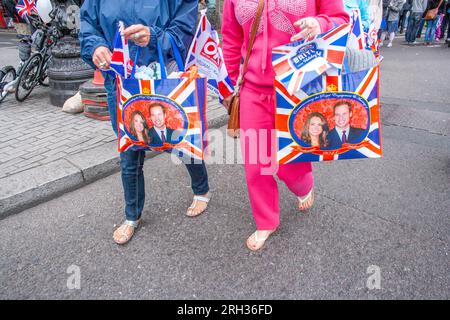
[80,0,211,245]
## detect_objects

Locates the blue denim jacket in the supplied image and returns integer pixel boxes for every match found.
[79,0,197,84]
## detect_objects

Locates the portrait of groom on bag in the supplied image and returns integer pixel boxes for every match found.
[327,100,366,149]
[147,102,183,147]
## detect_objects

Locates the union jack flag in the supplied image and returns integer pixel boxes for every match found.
[117,75,207,161]
[15,0,37,23]
[108,21,133,78]
[272,23,351,95]
[348,9,366,50]
[365,23,381,57]
[275,65,382,164]
[185,10,234,102]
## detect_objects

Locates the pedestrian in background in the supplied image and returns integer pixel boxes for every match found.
[399,0,413,33]
[439,1,450,41]
[424,0,444,45]
[406,0,428,44]
[434,0,447,40]
[380,0,406,47]
[445,1,450,43]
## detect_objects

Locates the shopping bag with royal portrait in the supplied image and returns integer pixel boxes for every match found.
[273,24,383,164]
[111,23,208,161]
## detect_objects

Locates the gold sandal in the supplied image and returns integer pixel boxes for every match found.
[113,218,142,245]
[298,189,314,212]
[246,230,276,251]
[186,193,211,217]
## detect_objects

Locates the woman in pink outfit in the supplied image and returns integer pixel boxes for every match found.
[221,0,349,251]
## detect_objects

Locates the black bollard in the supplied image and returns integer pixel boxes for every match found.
[47,0,93,107]
[48,35,93,107]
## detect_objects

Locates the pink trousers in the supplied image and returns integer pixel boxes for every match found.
[239,85,314,230]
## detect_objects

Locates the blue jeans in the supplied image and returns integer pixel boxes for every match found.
[105,78,209,222]
[399,10,410,32]
[448,14,450,39]
[425,17,439,43]
[406,12,422,43]
[416,18,425,38]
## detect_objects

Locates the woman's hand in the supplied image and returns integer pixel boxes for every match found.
[222,94,234,113]
[122,24,151,47]
[291,17,321,42]
[93,46,112,70]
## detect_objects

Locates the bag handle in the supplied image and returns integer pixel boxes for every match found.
[168,34,185,72]
[156,41,167,79]
[130,46,141,78]
[130,32,185,79]
[234,0,265,96]
[157,34,186,79]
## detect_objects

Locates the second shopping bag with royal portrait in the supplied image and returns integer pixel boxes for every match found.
[273,24,383,163]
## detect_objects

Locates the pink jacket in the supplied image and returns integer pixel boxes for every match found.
[222,0,349,94]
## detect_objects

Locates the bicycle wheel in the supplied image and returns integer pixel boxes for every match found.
[0,66,17,103]
[15,53,42,102]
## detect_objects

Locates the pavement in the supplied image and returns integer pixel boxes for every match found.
[0,35,449,299]
[0,31,19,67]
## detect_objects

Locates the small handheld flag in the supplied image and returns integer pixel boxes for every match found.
[348,9,366,51]
[107,21,133,78]
[185,9,234,102]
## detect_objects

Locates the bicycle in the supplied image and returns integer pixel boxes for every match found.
[0,23,32,104]
[14,15,60,102]
[0,65,16,103]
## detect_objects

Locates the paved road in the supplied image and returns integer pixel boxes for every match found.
[0,37,449,300]
[0,88,115,179]
[0,32,19,67]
